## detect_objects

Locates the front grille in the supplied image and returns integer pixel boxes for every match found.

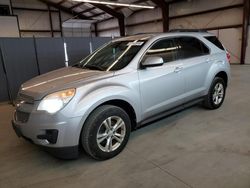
[15,110,30,123]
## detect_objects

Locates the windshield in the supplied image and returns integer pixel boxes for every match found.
[73,40,146,71]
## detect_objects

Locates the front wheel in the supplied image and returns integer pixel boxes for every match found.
[203,77,226,109]
[81,105,131,160]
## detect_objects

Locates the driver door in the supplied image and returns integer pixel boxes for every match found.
[138,38,185,120]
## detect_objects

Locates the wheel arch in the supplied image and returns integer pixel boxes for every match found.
[78,98,138,146]
[215,71,228,87]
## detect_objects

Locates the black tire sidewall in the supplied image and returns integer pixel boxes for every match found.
[82,105,131,160]
[208,77,226,109]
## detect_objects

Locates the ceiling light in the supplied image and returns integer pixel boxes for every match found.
[72,0,155,9]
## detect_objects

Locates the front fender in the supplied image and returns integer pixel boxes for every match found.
[61,83,141,143]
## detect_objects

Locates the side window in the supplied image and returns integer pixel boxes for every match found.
[205,36,224,50]
[176,37,209,60]
[144,38,177,63]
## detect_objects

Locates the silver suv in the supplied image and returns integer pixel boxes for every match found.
[12,31,230,160]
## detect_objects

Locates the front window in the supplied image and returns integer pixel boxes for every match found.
[143,38,178,63]
[74,40,146,71]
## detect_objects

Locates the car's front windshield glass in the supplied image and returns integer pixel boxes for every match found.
[73,40,146,71]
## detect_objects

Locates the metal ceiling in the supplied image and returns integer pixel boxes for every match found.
[38,0,158,21]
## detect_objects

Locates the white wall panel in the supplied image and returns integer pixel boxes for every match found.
[126,22,162,35]
[244,26,250,64]
[169,8,242,30]
[98,29,120,37]
[169,0,243,17]
[61,12,72,22]
[126,8,162,25]
[20,32,51,37]
[14,10,50,30]
[97,18,118,30]
[11,0,47,9]
[218,28,242,64]
[0,16,19,37]
[52,12,60,30]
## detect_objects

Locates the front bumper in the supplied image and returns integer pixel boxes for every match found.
[12,119,80,159]
[12,100,84,158]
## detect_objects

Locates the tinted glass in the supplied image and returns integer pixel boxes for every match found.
[176,37,209,59]
[205,36,224,50]
[144,39,177,63]
[74,40,146,71]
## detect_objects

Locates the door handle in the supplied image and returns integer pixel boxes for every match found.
[206,58,211,63]
[174,66,183,73]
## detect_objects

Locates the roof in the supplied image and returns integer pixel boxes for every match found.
[39,0,158,22]
[113,31,215,41]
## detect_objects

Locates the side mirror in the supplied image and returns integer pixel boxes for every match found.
[141,56,164,68]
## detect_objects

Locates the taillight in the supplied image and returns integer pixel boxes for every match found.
[226,51,231,63]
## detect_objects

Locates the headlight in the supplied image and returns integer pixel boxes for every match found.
[37,88,75,114]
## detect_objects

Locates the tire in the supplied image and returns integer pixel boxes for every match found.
[203,77,226,109]
[81,105,131,160]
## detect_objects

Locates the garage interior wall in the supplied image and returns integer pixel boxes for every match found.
[0,36,111,102]
[0,0,93,37]
[96,0,248,64]
[0,0,248,63]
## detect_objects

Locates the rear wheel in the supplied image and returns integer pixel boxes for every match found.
[203,77,226,109]
[81,105,131,160]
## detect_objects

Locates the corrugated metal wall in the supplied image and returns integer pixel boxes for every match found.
[96,0,246,64]
[0,37,111,102]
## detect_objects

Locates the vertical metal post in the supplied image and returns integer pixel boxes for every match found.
[33,36,41,75]
[118,16,125,36]
[0,44,14,105]
[152,0,169,32]
[48,5,54,37]
[94,23,98,37]
[240,0,250,64]
[9,0,13,15]
[58,10,63,37]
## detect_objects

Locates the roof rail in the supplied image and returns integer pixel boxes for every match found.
[169,29,208,32]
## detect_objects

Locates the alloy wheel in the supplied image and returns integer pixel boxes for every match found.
[212,83,224,105]
[96,116,126,152]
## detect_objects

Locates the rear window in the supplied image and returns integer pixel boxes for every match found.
[175,37,209,59]
[205,36,224,50]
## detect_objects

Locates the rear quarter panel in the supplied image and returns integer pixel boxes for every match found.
[204,52,231,95]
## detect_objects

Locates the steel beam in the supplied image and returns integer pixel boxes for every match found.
[240,0,250,64]
[57,0,67,5]
[69,2,85,10]
[38,0,91,20]
[59,10,63,37]
[151,0,169,32]
[90,4,125,36]
[94,23,98,36]
[12,7,59,12]
[48,5,54,37]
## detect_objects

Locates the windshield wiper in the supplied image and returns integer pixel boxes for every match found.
[84,64,105,71]
[72,64,82,68]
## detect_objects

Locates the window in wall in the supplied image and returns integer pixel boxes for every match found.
[175,37,209,59]
[144,38,178,63]
[0,5,10,16]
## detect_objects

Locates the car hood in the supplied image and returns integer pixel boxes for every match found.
[19,67,114,100]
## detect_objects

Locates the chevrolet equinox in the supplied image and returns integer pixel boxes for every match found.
[12,31,231,160]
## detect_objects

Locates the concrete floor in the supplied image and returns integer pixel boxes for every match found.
[1,65,250,188]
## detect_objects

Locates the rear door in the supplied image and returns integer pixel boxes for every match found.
[174,36,211,102]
